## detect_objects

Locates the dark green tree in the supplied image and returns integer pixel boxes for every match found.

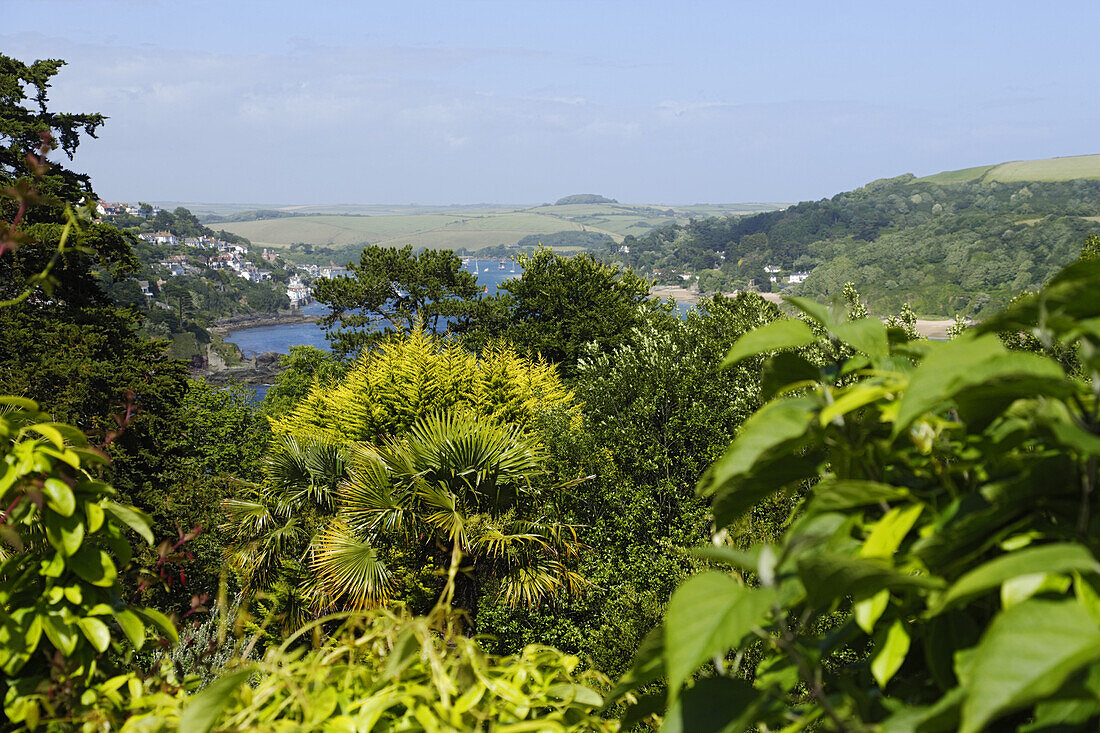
[491,247,651,376]
[311,244,481,358]
[0,54,105,219]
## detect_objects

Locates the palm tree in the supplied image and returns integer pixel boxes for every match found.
[223,410,584,631]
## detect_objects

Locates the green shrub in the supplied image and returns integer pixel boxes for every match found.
[0,397,175,728]
[113,606,619,732]
[612,259,1100,731]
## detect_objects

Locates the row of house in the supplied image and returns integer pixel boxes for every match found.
[296,263,348,279]
[96,202,162,218]
[137,232,249,254]
[156,250,272,282]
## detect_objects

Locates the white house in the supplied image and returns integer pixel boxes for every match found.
[788,272,811,284]
[158,261,185,277]
[764,265,782,274]
[286,275,311,306]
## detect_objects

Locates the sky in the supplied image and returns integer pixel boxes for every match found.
[5,0,1100,205]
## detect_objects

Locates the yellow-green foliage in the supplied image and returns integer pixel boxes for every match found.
[270,328,577,444]
[108,607,618,732]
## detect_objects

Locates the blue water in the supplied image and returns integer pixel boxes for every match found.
[225,263,522,359]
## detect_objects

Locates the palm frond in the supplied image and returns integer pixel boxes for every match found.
[498,563,564,608]
[310,521,394,609]
[339,445,411,536]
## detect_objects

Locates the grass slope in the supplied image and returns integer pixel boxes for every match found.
[215,202,785,251]
[918,154,1100,185]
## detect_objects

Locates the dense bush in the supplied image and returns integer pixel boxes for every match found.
[269,327,577,444]
[613,259,1100,731]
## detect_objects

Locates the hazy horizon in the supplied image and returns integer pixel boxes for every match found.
[7,0,1100,205]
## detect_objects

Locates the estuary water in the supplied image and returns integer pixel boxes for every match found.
[224,261,523,358]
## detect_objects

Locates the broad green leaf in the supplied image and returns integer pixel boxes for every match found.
[1048,419,1100,456]
[698,396,816,501]
[103,502,154,545]
[692,545,760,573]
[934,543,1100,614]
[70,548,117,588]
[114,609,146,650]
[881,687,963,733]
[806,479,909,514]
[960,599,1100,733]
[664,572,774,700]
[760,351,819,401]
[383,628,419,679]
[41,615,78,656]
[77,617,111,653]
[84,502,104,533]
[832,317,889,358]
[545,683,602,708]
[893,334,1068,436]
[872,618,911,688]
[798,554,940,608]
[44,511,84,556]
[179,668,254,733]
[721,319,816,367]
[860,504,923,559]
[138,607,179,645]
[1001,572,1070,609]
[819,383,890,426]
[711,450,825,529]
[1075,572,1100,623]
[42,478,75,517]
[661,677,761,733]
[28,423,65,449]
[784,296,835,328]
[855,589,889,634]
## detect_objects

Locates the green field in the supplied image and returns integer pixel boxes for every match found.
[207,201,786,251]
[917,154,1100,185]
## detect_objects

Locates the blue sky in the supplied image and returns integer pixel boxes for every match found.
[5,0,1099,205]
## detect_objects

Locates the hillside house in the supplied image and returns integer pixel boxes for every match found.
[788,272,810,284]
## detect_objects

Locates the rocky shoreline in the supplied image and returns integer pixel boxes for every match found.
[194,349,283,387]
[209,309,319,336]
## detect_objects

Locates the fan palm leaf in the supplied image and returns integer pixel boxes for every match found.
[310,520,394,609]
[339,445,411,536]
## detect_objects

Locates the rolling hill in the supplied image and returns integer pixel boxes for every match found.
[918,154,1100,184]
[199,201,787,252]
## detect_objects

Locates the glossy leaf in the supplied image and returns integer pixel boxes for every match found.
[42,478,75,517]
[102,502,154,545]
[872,619,911,688]
[934,543,1100,614]
[76,617,111,653]
[860,504,923,559]
[698,396,816,501]
[960,599,1100,733]
[720,318,816,367]
[664,572,774,699]
[832,317,889,358]
[798,554,940,608]
[806,479,909,514]
[855,589,889,635]
[70,548,117,588]
[114,609,146,650]
[662,677,761,733]
[893,335,1068,435]
[138,607,180,645]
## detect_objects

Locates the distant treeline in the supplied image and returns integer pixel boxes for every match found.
[515,230,613,248]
